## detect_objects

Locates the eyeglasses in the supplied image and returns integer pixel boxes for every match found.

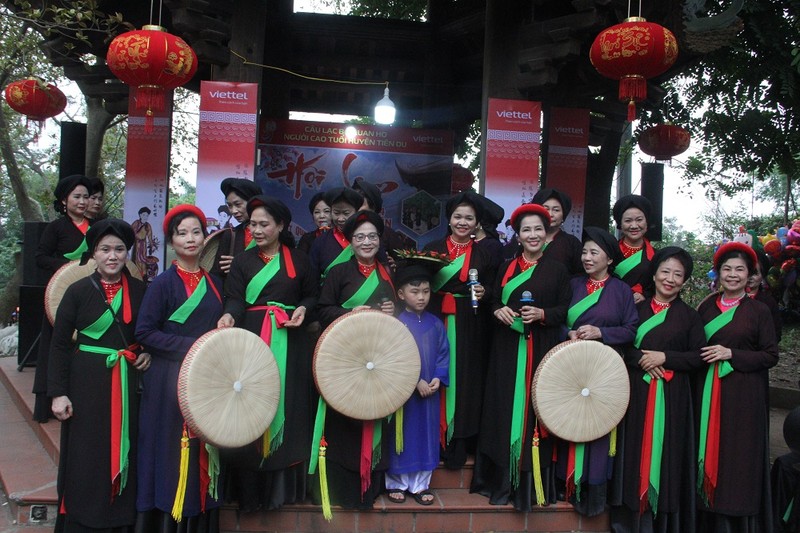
[352,232,380,243]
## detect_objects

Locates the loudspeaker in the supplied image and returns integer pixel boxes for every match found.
[641,162,664,242]
[22,221,50,286]
[59,122,87,179]
[18,285,44,367]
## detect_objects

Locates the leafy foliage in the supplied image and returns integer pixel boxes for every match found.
[317,0,428,20]
[650,0,800,210]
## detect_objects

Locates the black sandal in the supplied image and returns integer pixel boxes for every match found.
[411,490,435,506]
[387,490,406,503]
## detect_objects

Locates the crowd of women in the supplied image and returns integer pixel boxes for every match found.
[35,174,780,533]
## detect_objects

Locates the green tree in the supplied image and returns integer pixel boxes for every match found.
[654,0,800,222]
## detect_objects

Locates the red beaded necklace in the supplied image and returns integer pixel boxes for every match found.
[586,275,609,294]
[99,279,122,303]
[619,240,642,258]
[357,260,376,277]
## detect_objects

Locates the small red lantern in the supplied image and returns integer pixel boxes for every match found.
[639,123,691,161]
[590,17,678,121]
[4,78,67,135]
[106,25,197,131]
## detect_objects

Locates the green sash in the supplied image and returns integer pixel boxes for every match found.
[323,245,353,277]
[342,269,380,309]
[246,255,281,305]
[432,253,466,292]
[634,308,669,348]
[615,249,643,279]
[80,289,122,340]
[245,238,256,250]
[168,276,208,324]
[63,237,88,261]
[566,288,603,329]
[703,306,737,342]
[501,265,536,306]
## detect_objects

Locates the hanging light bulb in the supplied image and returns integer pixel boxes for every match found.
[374,82,396,125]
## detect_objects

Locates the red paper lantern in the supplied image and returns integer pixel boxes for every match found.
[639,123,691,161]
[590,17,678,121]
[4,78,67,131]
[106,25,197,130]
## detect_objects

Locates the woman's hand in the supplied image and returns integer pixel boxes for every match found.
[284,306,306,328]
[567,330,579,340]
[646,365,666,380]
[380,300,395,315]
[639,350,666,371]
[574,325,602,340]
[52,396,73,421]
[472,283,485,301]
[520,305,544,324]
[632,292,646,304]
[133,352,152,371]
[218,255,233,274]
[701,344,732,363]
[217,313,235,328]
[428,377,440,393]
[493,305,517,326]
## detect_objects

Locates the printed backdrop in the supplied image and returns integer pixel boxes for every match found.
[254,119,455,250]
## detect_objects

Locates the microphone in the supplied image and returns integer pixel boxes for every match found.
[374,296,390,311]
[520,290,534,339]
[468,268,479,314]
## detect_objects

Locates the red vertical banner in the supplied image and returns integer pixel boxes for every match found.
[195,81,259,231]
[484,98,541,231]
[123,92,173,284]
[544,107,589,237]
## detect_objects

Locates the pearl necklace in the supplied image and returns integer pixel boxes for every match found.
[720,292,745,307]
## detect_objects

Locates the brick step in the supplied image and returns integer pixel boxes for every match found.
[0,357,59,528]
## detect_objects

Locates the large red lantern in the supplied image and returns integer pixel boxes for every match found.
[590,17,678,121]
[4,78,67,135]
[639,123,691,161]
[106,25,197,131]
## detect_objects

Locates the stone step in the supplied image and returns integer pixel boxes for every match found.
[0,356,611,532]
[0,357,59,529]
[218,495,609,533]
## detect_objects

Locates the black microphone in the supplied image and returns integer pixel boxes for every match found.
[468,268,479,314]
[520,290,534,339]
[373,296,390,311]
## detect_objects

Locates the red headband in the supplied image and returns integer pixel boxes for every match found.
[162,204,206,234]
[510,203,551,230]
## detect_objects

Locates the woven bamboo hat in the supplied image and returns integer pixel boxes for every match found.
[314,310,420,420]
[178,327,281,448]
[45,259,141,325]
[532,339,630,442]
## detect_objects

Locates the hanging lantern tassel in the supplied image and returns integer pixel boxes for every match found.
[318,437,333,521]
[171,426,190,521]
[136,85,164,133]
[620,75,647,121]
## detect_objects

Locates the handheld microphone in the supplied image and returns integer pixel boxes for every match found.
[374,296,390,311]
[468,268,479,314]
[520,290,534,339]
